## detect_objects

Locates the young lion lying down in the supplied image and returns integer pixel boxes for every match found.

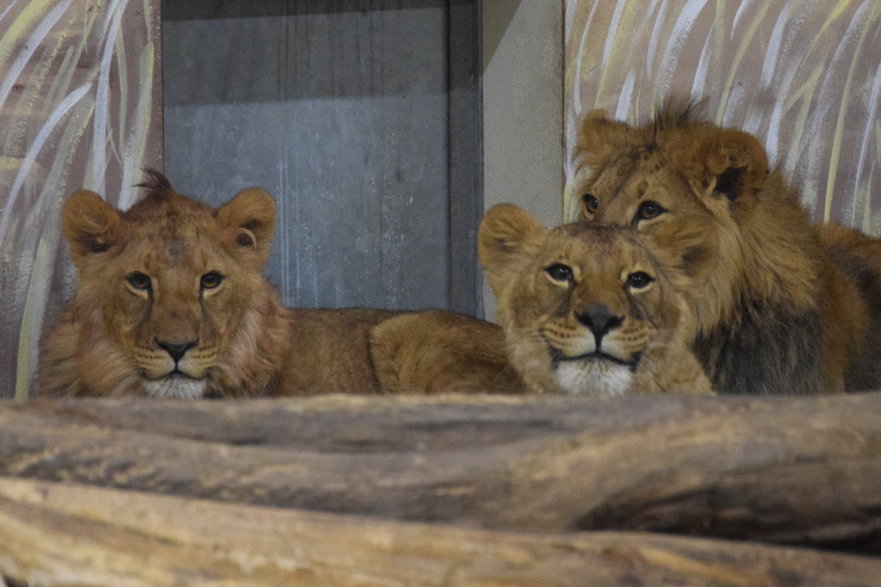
[40,171,524,398]
[478,203,713,396]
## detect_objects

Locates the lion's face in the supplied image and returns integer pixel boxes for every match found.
[568,107,777,329]
[479,204,685,396]
[579,155,713,230]
[60,174,277,398]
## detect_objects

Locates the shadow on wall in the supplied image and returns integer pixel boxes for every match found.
[482,0,520,72]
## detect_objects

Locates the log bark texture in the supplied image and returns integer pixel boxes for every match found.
[1,393,880,554]
[1,477,880,586]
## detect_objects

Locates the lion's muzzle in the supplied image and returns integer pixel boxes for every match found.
[155,338,198,363]
[574,303,624,344]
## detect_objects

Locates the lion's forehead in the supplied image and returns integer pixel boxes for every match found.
[588,154,695,218]
[116,223,233,280]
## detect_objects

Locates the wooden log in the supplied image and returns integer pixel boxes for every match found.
[1,477,880,586]
[1,393,880,553]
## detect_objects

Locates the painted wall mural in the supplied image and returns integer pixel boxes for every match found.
[0,0,161,398]
[564,0,881,230]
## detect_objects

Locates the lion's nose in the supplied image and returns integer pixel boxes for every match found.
[575,304,623,342]
[156,339,198,363]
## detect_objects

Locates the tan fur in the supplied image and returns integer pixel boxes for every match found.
[571,103,880,394]
[478,203,713,396]
[40,171,523,398]
[371,310,524,394]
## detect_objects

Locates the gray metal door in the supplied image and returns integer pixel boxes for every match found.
[162,0,482,314]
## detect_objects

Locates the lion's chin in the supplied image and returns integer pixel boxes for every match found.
[550,349,641,371]
[547,349,642,396]
[553,359,634,397]
[143,374,206,399]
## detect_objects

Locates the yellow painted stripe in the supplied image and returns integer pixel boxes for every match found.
[715,1,775,123]
[0,0,57,69]
[15,237,52,401]
[823,5,874,222]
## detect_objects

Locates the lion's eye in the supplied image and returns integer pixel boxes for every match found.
[545,263,574,283]
[200,272,225,290]
[633,200,666,224]
[582,194,599,213]
[626,271,654,290]
[125,272,152,291]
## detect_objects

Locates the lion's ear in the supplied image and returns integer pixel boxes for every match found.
[698,129,768,202]
[478,204,544,294]
[575,109,635,169]
[216,187,276,265]
[62,190,122,267]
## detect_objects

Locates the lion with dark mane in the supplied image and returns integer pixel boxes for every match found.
[40,171,523,398]
[570,101,881,394]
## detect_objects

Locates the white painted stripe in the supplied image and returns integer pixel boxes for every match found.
[0,82,91,240]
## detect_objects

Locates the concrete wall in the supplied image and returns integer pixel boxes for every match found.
[163,1,483,315]
[482,0,564,319]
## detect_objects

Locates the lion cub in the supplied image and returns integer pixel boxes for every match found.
[40,171,524,398]
[478,204,713,396]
